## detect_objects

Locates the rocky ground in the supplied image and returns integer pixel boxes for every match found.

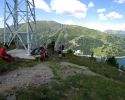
[0,61,97,100]
[0,63,54,93]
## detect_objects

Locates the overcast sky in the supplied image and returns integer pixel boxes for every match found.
[0,0,125,31]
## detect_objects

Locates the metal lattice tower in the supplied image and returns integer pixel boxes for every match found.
[4,0,36,54]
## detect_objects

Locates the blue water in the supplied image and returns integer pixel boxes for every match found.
[80,55,125,68]
[116,58,125,67]
[95,56,125,68]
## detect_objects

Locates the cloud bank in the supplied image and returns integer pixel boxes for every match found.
[32,0,51,12]
[114,0,125,4]
[50,0,87,19]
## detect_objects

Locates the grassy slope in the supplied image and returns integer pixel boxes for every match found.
[0,54,125,99]
[1,21,125,99]
[37,22,125,56]
[0,59,38,74]
[64,55,125,83]
[15,75,125,100]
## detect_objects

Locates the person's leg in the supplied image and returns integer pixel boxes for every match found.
[36,55,42,61]
[6,54,15,61]
[58,51,62,58]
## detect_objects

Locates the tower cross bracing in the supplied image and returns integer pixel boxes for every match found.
[4,0,36,54]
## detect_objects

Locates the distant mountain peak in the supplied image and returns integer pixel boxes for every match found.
[104,30,125,34]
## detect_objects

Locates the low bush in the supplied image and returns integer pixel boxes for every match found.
[106,56,119,68]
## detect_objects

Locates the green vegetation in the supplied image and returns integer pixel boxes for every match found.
[0,59,38,74]
[14,75,125,100]
[0,94,5,100]
[0,43,38,74]
[0,53,125,99]
[106,56,119,68]
[77,36,104,54]
[1,21,125,99]
[1,21,125,56]
[63,55,125,83]
[3,53,124,100]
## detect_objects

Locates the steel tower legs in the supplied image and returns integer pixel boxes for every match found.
[4,0,36,55]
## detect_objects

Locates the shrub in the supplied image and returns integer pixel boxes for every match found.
[90,51,96,61]
[106,56,119,68]
[67,49,73,55]
[47,43,51,49]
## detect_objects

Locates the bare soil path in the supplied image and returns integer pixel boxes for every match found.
[0,61,123,95]
[0,63,54,93]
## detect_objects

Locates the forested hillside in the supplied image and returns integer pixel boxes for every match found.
[1,21,125,56]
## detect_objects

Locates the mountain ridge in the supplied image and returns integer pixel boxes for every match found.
[104,30,125,35]
[0,20,125,56]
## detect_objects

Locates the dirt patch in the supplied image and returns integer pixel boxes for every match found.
[0,63,54,93]
[58,62,96,79]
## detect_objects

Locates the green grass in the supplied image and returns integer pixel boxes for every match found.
[62,54,125,83]
[1,53,125,99]
[0,43,39,74]
[15,75,125,100]
[0,58,38,74]
[0,94,5,100]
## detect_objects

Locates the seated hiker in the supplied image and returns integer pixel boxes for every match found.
[0,47,15,62]
[31,46,43,55]
[43,48,48,60]
[31,48,38,55]
[35,48,45,61]
[38,45,44,51]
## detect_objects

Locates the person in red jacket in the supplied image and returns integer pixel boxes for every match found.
[0,48,6,57]
[0,47,15,62]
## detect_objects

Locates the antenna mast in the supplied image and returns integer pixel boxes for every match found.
[4,0,36,55]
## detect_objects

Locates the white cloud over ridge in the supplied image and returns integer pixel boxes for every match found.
[31,0,51,12]
[99,13,107,20]
[106,12,123,19]
[88,2,94,8]
[98,11,123,20]
[63,20,74,25]
[85,23,125,32]
[114,0,125,4]
[50,0,87,19]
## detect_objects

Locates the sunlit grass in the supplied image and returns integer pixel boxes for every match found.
[63,54,125,83]
[16,75,125,100]
[0,58,38,74]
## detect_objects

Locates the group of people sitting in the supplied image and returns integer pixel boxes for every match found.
[0,39,65,62]
[30,39,65,61]
[31,46,48,61]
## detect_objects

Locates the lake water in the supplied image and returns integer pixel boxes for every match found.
[116,58,125,67]
[78,55,125,68]
[96,57,125,68]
